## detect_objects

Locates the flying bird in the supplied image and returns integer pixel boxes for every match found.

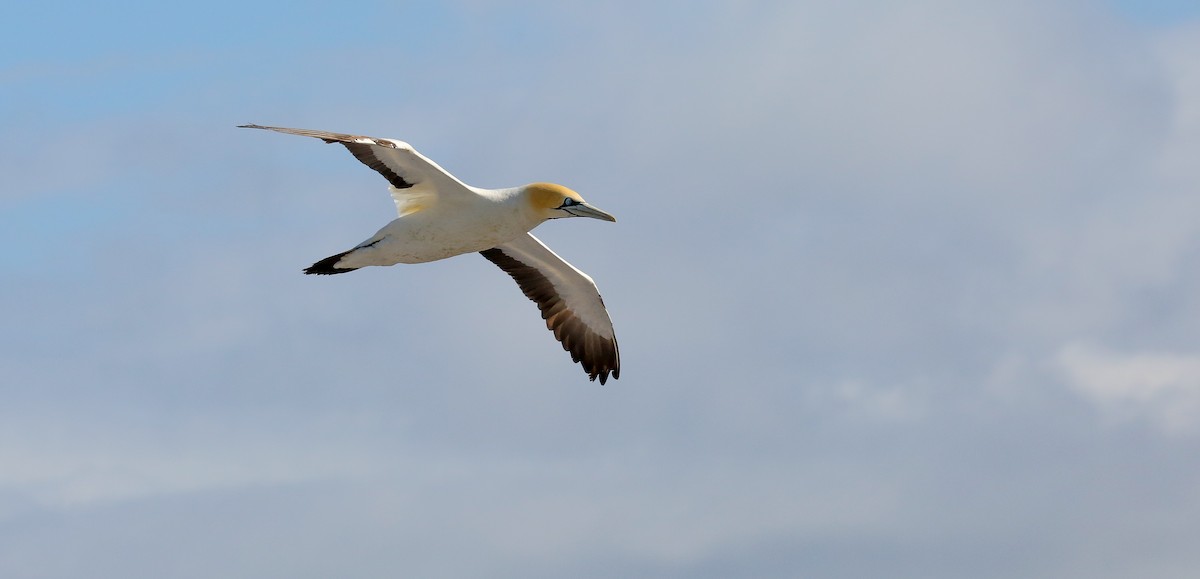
[240,124,620,384]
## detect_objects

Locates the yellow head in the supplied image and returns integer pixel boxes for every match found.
[525,182,617,222]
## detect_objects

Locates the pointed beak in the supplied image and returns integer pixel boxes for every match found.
[567,202,617,222]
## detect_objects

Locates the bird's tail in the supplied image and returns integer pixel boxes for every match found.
[304,249,360,275]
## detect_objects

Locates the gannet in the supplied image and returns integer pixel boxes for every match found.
[240,124,620,384]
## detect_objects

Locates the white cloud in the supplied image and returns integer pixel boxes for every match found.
[0,416,382,511]
[1058,343,1200,433]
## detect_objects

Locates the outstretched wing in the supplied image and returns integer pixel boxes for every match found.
[239,124,475,214]
[481,233,620,384]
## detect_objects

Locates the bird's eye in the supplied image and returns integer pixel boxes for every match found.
[559,198,580,208]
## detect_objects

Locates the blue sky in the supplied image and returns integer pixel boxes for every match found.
[1113,0,1200,24]
[4,1,1200,578]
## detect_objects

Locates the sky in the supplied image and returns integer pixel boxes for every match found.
[3,0,1200,577]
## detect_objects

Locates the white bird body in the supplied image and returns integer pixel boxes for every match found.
[240,124,621,383]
